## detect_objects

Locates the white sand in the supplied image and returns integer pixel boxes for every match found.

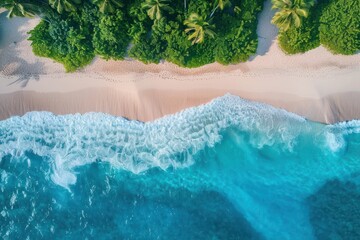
[0,2,360,124]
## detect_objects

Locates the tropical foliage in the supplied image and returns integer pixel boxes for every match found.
[93,11,130,59]
[210,0,231,18]
[277,0,359,55]
[2,0,358,71]
[271,0,314,31]
[319,0,360,55]
[28,5,96,71]
[214,0,231,11]
[277,4,320,54]
[49,0,80,14]
[141,0,173,20]
[0,0,40,18]
[184,13,215,45]
[21,0,265,70]
[91,0,123,14]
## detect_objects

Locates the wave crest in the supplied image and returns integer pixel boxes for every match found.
[1,94,358,188]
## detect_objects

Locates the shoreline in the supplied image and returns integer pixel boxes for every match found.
[1,86,360,124]
[1,6,360,124]
[1,64,360,124]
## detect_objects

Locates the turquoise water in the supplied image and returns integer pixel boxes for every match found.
[1,95,360,239]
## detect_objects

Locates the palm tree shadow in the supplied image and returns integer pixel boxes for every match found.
[0,14,44,88]
[8,70,41,88]
[1,49,44,88]
[249,0,278,60]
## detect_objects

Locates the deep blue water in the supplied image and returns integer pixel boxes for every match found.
[1,95,360,240]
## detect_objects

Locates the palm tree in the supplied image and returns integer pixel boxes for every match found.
[271,0,314,31]
[184,13,216,44]
[91,0,123,13]
[210,0,231,18]
[49,0,81,14]
[141,0,173,21]
[1,0,38,18]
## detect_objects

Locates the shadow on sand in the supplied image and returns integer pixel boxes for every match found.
[249,0,278,60]
[0,11,29,48]
[0,12,44,87]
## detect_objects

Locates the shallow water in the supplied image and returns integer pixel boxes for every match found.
[1,95,360,239]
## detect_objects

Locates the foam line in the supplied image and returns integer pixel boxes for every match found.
[0,94,359,188]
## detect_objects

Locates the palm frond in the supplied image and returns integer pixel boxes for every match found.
[271,0,314,31]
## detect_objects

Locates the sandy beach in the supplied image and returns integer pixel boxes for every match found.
[1,1,360,124]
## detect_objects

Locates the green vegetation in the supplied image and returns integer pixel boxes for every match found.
[271,0,314,31]
[141,0,173,20]
[277,3,320,54]
[91,0,123,14]
[210,0,231,18]
[1,0,265,71]
[49,0,80,14]
[28,6,96,71]
[127,0,265,67]
[93,11,130,59]
[274,0,360,55]
[0,0,42,18]
[319,0,360,55]
[184,13,215,45]
[1,0,359,71]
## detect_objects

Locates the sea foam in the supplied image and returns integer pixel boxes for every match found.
[0,94,357,188]
[1,95,360,240]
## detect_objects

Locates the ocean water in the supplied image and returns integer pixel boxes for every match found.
[1,94,360,240]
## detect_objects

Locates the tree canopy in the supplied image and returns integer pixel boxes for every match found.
[276,0,359,55]
[271,0,314,31]
[1,0,40,18]
[141,0,173,20]
[91,0,123,14]
[1,0,358,71]
[184,13,215,45]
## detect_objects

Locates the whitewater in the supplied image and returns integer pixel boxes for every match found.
[1,94,360,239]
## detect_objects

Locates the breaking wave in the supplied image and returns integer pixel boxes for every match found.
[1,94,360,239]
